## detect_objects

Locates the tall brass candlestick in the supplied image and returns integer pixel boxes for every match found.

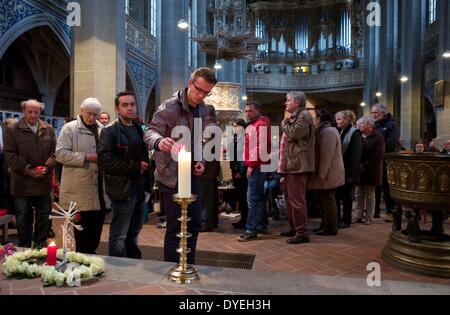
[168,194,199,284]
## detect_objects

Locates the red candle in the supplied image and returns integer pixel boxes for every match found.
[47,242,57,266]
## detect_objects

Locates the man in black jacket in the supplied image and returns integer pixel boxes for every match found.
[99,91,154,259]
[371,104,400,225]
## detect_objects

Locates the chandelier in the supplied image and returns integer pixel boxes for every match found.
[192,0,267,61]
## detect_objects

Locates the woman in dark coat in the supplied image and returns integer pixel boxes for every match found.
[335,110,363,229]
[354,117,385,225]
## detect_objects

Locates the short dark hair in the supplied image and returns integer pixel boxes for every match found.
[316,109,332,123]
[99,112,110,119]
[191,67,218,85]
[115,91,135,107]
[205,105,216,119]
[245,100,261,111]
[233,118,247,128]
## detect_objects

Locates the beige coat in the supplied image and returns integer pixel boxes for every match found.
[56,116,103,211]
[308,125,345,190]
[279,110,315,174]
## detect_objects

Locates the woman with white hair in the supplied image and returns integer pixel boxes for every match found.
[56,97,106,254]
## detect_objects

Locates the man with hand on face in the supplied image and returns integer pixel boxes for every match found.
[278,92,315,244]
[99,91,154,259]
[5,99,56,249]
[145,67,217,264]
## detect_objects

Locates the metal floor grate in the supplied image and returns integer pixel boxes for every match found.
[97,243,255,270]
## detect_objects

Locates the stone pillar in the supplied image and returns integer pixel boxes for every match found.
[362,0,380,116]
[399,0,426,149]
[379,0,399,114]
[435,0,450,148]
[71,0,126,117]
[158,0,189,103]
[194,0,207,67]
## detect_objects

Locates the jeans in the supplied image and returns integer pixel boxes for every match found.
[161,176,202,264]
[109,183,145,259]
[246,167,266,233]
[15,195,51,248]
[264,179,280,215]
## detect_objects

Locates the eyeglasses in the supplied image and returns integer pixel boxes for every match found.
[192,81,212,97]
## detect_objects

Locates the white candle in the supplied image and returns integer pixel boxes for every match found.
[178,146,191,198]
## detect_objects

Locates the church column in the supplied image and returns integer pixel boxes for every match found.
[435,0,450,147]
[71,0,126,117]
[379,0,399,114]
[194,0,207,67]
[362,0,380,115]
[399,0,426,149]
[158,0,189,102]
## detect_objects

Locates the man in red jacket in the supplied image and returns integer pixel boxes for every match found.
[238,100,271,242]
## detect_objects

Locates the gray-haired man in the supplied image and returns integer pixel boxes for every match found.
[5,100,56,248]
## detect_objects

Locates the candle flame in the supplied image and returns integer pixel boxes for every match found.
[49,241,56,247]
[180,145,187,154]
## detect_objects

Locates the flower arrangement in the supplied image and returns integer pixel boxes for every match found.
[0,243,17,260]
[2,248,105,287]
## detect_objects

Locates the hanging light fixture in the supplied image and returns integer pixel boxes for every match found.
[213,46,221,70]
[177,19,189,30]
[177,0,189,30]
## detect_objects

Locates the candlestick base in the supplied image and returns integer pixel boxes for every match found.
[168,264,200,284]
[168,194,199,284]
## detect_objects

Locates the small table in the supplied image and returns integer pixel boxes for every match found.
[0,215,13,244]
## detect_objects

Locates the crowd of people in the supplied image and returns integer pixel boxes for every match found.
[0,66,449,263]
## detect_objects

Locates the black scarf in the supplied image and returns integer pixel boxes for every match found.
[80,116,99,150]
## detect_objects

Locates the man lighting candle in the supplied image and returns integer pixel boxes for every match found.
[145,67,218,264]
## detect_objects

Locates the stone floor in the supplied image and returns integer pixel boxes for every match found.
[1,211,450,295]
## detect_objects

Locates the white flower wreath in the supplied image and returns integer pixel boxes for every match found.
[2,249,105,287]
